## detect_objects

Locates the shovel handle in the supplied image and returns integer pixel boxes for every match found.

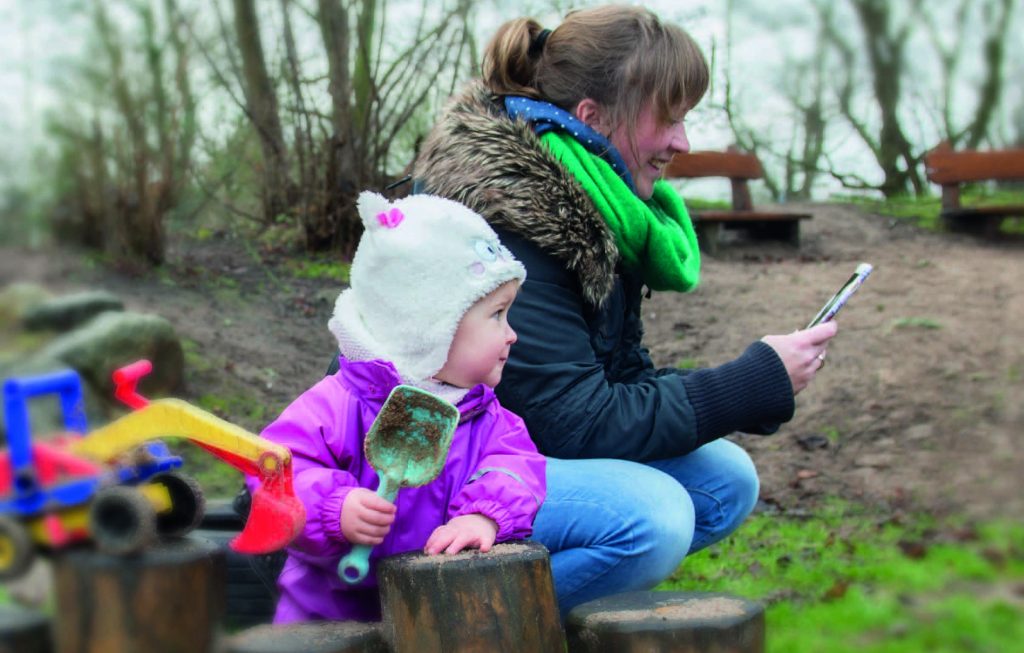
[337,477,397,583]
[338,545,372,584]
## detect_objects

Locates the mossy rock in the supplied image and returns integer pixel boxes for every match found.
[0,283,53,327]
[36,311,184,399]
[21,290,124,332]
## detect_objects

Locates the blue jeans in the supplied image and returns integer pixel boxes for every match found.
[529,438,759,618]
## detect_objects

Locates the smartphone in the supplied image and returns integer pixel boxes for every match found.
[806,263,873,328]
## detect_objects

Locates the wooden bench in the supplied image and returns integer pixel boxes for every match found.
[664,147,812,253]
[923,141,1024,237]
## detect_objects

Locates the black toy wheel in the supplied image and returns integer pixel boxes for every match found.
[89,486,157,555]
[0,516,34,581]
[193,497,285,628]
[152,472,206,537]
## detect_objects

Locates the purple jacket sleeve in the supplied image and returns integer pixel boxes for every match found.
[447,407,546,541]
[247,379,362,560]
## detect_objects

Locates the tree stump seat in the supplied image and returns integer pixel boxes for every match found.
[222,622,388,653]
[378,540,563,653]
[566,590,765,653]
[0,604,52,653]
[52,536,225,653]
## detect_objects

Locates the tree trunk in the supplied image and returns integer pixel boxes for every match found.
[964,0,1013,149]
[316,0,361,253]
[850,0,923,197]
[233,0,294,224]
[164,0,198,206]
[94,0,165,264]
[795,18,828,200]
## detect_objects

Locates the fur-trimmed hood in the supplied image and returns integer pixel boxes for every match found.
[413,81,618,306]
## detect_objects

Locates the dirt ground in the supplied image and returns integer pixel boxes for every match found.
[2,202,1022,521]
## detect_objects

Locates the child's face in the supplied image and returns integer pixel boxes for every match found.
[435,281,519,389]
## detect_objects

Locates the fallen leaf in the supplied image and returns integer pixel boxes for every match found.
[823,580,850,601]
[898,540,928,559]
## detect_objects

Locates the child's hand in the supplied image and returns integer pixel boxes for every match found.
[340,488,397,545]
[424,514,498,555]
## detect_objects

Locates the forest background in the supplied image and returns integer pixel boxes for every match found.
[1,0,1022,257]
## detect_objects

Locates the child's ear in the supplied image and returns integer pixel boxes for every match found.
[357,191,392,230]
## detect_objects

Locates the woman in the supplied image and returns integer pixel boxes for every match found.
[412,5,836,617]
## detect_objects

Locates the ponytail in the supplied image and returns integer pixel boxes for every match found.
[482,18,547,99]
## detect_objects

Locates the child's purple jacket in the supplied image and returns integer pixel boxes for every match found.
[248,356,546,623]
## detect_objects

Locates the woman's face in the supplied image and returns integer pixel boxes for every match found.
[608,104,690,200]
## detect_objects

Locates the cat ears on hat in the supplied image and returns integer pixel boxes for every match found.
[357,191,405,231]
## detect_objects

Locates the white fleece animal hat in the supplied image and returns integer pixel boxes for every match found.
[328,191,526,382]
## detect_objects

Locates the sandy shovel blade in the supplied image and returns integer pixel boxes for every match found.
[365,385,460,496]
[337,386,460,584]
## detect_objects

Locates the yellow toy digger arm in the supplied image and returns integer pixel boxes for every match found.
[68,399,288,470]
[69,398,305,554]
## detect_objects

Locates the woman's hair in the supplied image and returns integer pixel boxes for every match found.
[482,5,709,137]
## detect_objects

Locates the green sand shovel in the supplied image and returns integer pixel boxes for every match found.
[338,385,460,584]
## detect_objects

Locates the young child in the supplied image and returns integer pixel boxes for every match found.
[250,191,545,624]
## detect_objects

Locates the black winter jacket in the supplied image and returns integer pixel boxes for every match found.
[412,83,795,462]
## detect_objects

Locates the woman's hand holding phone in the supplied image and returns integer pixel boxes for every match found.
[763,262,871,393]
[762,321,838,394]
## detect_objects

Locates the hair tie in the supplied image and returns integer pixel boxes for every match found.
[528,28,552,58]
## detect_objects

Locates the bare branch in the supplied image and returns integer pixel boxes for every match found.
[376,1,469,95]
[818,4,880,158]
[921,0,970,142]
[964,0,1014,149]
[177,0,252,119]
[822,152,880,191]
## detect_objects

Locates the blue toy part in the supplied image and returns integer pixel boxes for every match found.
[109,442,183,486]
[3,369,88,499]
[1,368,184,518]
[0,477,101,516]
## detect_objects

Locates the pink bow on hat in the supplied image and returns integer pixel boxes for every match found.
[377,208,405,228]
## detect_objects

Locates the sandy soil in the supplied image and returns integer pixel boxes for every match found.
[2,202,1022,520]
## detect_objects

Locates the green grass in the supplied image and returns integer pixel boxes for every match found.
[286,258,350,284]
[194,392,270,433]
[834,187,1024,234]
[684,197,732,211]
[889,317,943,331]
[658,501,1024,653]
[675,357,703,370]
[166,438,245,499]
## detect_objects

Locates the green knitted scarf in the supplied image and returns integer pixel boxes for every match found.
[541,131,700,292]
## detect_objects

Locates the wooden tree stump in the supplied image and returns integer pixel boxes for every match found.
[222,622,388,653]
[566,591,764,653]
[52,536,225,653]
[378,541,563,653]
[0,604,52,653]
